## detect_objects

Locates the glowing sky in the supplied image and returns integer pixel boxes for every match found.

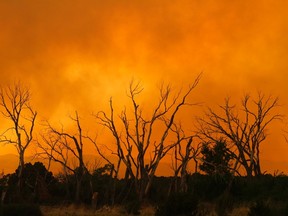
[0,0,288,174]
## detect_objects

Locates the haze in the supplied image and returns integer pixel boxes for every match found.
[0,0,288,174]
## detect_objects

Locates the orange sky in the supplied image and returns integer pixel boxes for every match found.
[0,0,288,175]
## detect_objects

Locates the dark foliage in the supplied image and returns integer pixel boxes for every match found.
[74,168,93,204]
[2,162,57,203]
[248,201,272,216]
[149,176,172,203]
[91,164,115,205]
[0,204,43,216]
[187,173,229,201]
[200,140,232,176]
[53,170,92,204]
[284,203,288,215]
[124,199,141,215]
[155,193,198,216]
[230,175,288,202]
[215,193,234,216]
[2,162,288,215]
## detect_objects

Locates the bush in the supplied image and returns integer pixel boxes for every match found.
[155,193,198,216]
[0,204,43,216]
[124,199,141,215]
[248,201,272,216]
[215,193,234,216]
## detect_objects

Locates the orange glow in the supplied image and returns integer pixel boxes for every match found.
[0,0,288,175]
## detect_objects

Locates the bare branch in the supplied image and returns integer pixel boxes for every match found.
[198,92,281,176]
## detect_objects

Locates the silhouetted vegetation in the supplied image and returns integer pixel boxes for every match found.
[1,158,288,215]
[198,93,281,177]
[0,203,42,216]
[0,80,286,215]
[0,83,37,197]
[155,192,198,216]
[248,201,272,216]
[200,139,232,176]
[1,162,57,204]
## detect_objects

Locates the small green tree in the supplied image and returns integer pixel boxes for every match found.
[200,140,232,176]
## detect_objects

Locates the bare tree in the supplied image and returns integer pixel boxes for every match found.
[0,82,37,194]
[168,121,202,195]
[86,127,121,205]
[198,93,281,176]
[37,111,90,203]
[170,133,201,194]
[96,75,201,200]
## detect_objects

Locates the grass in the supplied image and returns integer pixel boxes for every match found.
[196,202,250,216]
[39,202,275,216]
[228,206,249,216]
[40,204,250,216]
[41,204,155,216]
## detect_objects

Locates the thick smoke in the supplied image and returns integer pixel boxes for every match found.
[0,0,287,164]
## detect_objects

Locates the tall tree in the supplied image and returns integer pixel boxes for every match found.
[169,125,201,194]
[37,111,90,203]
[0,82,37,194]
[96,75,201,200]
[198,93,281,176]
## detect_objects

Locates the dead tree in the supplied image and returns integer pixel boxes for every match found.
[96,75,201,200]
[38,111,90,203]
[86,128,121,205]
[0,82,37,194]
[170,133,201,194]
[169,121,202,195]
[198,93,281,177]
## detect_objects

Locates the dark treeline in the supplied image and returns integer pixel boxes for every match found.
[1,161,288,215]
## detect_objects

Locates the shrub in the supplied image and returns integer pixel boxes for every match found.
[0,204,43,216]
[283,202,288,215]
[215,193,234,216]
[124,199,141,215]
[155,193,198,216]
[248,201,272,216]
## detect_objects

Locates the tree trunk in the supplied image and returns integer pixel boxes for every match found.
[180,162,188,193]
[75,177,82,203]
[17,152,25,196]
[194,158,198,173]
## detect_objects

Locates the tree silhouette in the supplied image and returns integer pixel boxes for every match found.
[170,130,201,194]
[0,82,37,195]
[198,93,281,176]
[96,75,201,200]
[200,139,232,176]
[37,111,91,203]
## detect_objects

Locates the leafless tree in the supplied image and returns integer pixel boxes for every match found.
[169,130,201,194]
[96,75,201,200]
[198,93,281,177]
[37,111,90,203]
[86,128,120,205]
[0,82,37,194]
